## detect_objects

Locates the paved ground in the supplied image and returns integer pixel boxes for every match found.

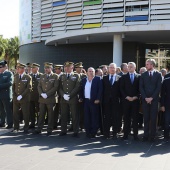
[0,127,170,170]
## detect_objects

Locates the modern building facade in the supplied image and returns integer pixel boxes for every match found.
[19,0,170,70]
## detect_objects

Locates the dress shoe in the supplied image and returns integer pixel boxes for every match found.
[6,125,13,129]
[33,130,41,135]
[59,132,67,136]
[23,130,29,134]
[142,136,148,142]
[150,137,155,142]
[122,136,128,141]
[29,124,35,129]
[134,136,139,141]
[0,123,5,127]
[46,132,52,136]
[72,133,78,137]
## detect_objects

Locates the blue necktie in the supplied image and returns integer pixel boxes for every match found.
[130,73,134,84]
[110,75,113,85]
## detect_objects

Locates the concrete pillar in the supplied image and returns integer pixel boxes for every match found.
[113,34,123,67]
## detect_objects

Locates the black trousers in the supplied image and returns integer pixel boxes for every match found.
[142,100,158,138]
[103,100,120,137]
[123,100,139,137]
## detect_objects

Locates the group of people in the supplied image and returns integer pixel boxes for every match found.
[0,58,170,142]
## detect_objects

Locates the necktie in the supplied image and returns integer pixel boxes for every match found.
[67,74,70,79]
[149,71,152,78]
[110,75,113,85]
[19,75,21,80]
[130,73,134,84]
[47,75,49,79]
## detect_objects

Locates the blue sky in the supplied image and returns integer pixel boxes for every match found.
[0,0,19,38]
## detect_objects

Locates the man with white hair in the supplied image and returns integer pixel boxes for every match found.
[102,63,121,139]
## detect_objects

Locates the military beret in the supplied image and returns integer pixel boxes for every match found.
[26,63,32,67]
[74,62,83,68]
[0,60,7,68]
[44,62,53,68]
[64,61,74,67]
[54,65,63,69]
[32,63,40,68]
[16,63,26,68]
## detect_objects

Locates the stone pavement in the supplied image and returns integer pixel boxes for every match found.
[0,127,170,170]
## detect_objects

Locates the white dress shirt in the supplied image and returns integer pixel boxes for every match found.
[84,78,93,99]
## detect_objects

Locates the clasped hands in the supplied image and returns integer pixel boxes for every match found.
[145,97,153,104]
[41,93,48,99]
[63,94,70,101]
[126,96,138,102]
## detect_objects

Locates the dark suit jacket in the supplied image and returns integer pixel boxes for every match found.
[0,70,14,99]
[139,70,162,100]
[161,77,170,109]
[164,73,170,79]
[102,74,121,103]
[120,72,140,100]
[80,76,103,103]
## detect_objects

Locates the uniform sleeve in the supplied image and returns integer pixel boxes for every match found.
[46,75,59,97]
[59,75,65,97]
[38,75,43,95]
[0,72,14,89]
[21,76,32,97]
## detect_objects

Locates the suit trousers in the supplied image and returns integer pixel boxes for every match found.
[60,102,79,133]
[84,99,99,135]
[103,100,120,137]
[142,99,158,138]
[30,101,39,126]
[13,102,30,130]
[0,99,13,126]
[37,103,55,132]
[123,100,139,137]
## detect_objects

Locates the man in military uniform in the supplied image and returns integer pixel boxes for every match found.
[34,62,59,136]
[13,63,32,133]
[26,63,32,74]
[29,63,42,128]
[0,60,14,128]
[59,62,80,137]
[53,64,63,129]
[74,62,87,131]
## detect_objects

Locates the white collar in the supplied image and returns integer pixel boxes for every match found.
[19,72,25,78]
[109,74,116,78]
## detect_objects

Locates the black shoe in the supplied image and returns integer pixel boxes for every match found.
[46,132,52,136]
[72,133,78,137]
[29,124,35,129]
[59,132,67,136]
[142,136,148,142]
[150,137,155,143]
[0,123,5,127]
[6,125,13,129]
[33,130,41,135]
[23,130,29,134]
[134,136,139,141]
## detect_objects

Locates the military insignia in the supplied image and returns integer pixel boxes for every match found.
[3,76,7,78]
[71,76,77,81]
[22,80,27,82]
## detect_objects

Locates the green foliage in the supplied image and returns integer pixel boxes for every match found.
[0,36,19,69]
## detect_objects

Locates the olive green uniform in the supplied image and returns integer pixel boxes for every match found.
[30,72,42,126]
[37,73,59,132]
[13,73,32,130]
[59,72,80,134]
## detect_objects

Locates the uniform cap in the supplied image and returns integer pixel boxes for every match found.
[54,64,63,69]
[32,63,40,68]
[44,62,53,68]
[0,60,7,68]
[64,61,74,67]
[16,63,26,68]
[74,62,83,68]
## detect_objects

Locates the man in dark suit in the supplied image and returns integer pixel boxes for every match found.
[102,63,121,139]
[118,63,128,76]
[140,59,162,142]
[120,62,140,140]
[79,67,103,138]
[0,60,14,128]
[160,77,170,141]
